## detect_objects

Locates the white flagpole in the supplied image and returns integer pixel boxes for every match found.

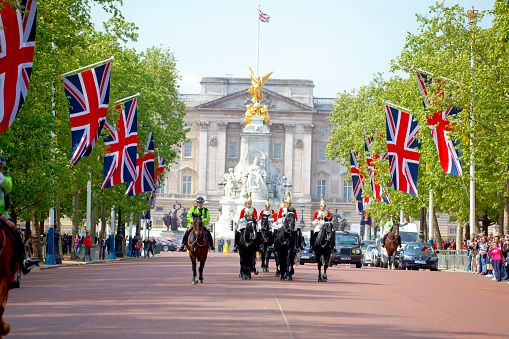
[115,92,141,104]
[61,56,115,77]
[429,189,433,242]
[256,5,260,77]
[382,100,412,113]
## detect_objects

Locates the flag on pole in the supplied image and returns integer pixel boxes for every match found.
[63,62,111,166]
[126,132,155,196]
[350,151,370,214]
[259,9,270,23]
[0,0,38,133]
[385,104,421,197]
[102,98,138,189]
[416,71,463,176]
[156,153,164,188]
[364,130,392,204]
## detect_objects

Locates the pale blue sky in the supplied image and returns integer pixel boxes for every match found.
[91,1,494,98]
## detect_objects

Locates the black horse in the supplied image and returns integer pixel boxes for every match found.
[258,213,273,272]
[311,220,335,282]
[238,218,258,280]
[275,211,296,280]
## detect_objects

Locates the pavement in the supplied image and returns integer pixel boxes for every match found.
[4,252,509,338]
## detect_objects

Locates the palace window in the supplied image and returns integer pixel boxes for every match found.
[183,141,192,157]
[229,124,238,129]
[273,143,282,159]
[184,123,193,128]
[183,176,192,194]
[319,127,328,132]
[229,142,238,158]
[450,228,457,234]
[274,125,282,130]
[155,220,164,226]
[156,179,165,193]
[318,145,326,161]
[156,207,163,212]
[344,212,350,218]
[343,181,353,199]
[317,179,326,198]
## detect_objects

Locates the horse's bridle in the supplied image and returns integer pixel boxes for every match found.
[189,218,207,247]
[242,219,256,246]
[317,221,332,248]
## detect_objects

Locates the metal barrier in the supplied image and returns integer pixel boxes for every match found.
[436,250,469,271]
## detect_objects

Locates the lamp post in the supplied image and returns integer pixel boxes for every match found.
[218,181,226,191]
[300,203,305,231]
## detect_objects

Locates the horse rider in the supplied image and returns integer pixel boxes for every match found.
[0,155,39,275]
[233,193,257,252]
[258,197,276,231]
[179,197,214,251]
[382,214,399,247]
[276,192,299,252]
[311,195,332,247]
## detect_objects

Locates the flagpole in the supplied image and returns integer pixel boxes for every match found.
[115,92,140,104]
[468,6,477,238]
[256,4,260,77]
[60,56,115,77]
[383,101,412,113]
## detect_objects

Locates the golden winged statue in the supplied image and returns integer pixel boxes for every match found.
[247,67,273,104]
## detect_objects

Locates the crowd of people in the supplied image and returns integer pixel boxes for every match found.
[465,234,509,283]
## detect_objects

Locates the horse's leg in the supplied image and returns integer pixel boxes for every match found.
[191,258,198,284]
[0,277,10,335]
[323,253,329,282]
[317,253,323,282]
[275,252,280,277]
[199,258,205,283]
[287,249,293,280]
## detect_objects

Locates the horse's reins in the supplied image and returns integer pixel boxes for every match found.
[242,220,256,246]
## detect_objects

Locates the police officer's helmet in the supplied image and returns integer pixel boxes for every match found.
[196,196,205,203]
[0,155,6,168]
[390,214,396,218]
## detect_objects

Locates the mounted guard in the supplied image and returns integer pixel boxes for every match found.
[180,197,214,251]
[258,197,276,272]
[276,191,299,252]
[233,193,257,252]
[310,195,333,248]
[382,214,400,248]
[310,195,335,282]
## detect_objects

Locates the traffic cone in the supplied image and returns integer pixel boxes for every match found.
[224,243,229,253]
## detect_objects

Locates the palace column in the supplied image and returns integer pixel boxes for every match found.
[284,124,295,188]
[197,120,209,196]
[302,124,314,202]
[217,122,228,192]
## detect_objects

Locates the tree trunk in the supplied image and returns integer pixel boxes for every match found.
[91,206,97,244]
[100,199,106,240]
[504,202,509,236]
[465,221,470,240]
[72,190,80,236]
[480,213,490,236]
[456,223,463,251]
[423,218,428,241]
[433,213,443,250]
[32,212,42,260]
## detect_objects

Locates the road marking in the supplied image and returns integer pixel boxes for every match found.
[469,285,494,291]
[269,280,293,339]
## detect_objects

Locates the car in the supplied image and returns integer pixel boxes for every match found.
[331,231,363,268]
[360,240,374,265]
[299,236,316,265]
[363,244,379,267]
[156,237,178,252]
[398,242,438,271]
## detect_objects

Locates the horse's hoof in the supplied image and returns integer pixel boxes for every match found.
[247,275,251,280]
[199,279,204,284]
[275,271,280,277]
[242,276,247,280]
[288,276,293,281]
[281,276,285,281]
[263,267,268,272]
[192,280,197,285]
[323,277,327,282]
[318,278,322,282]
[239,273,243,278]
[254,269,259,275]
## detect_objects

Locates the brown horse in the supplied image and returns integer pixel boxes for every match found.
[185,216,210,284]
[0,226,19,335]
[384,224,401,270]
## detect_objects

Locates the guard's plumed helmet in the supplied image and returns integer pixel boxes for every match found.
[286,191,292,204]
[279,197,285,209]
[265,196,270,207]
[320,194,326,208]
[0,155,6,168]
[244,192,252,206]
[196,196,205,203]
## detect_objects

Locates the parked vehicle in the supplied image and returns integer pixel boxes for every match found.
[299,236,316,265]
[156,238,178,252]
[363,244,379,267]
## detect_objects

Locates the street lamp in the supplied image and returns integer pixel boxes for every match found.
[218,181,226,192]
[300,203,305,230]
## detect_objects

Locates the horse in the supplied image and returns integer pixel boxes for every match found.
[258,213,273,272]
[275,211,296,280]
[0,226,20,335]
[185,215,210,284]
[238,218,258,280]
[384,224,401,270]
[311,220,334,282]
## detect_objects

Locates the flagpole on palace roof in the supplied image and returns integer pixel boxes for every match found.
[60,56,115,77]
[115,92,140,104]
[256,4,261,77]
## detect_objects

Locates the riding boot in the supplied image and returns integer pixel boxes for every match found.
[310,231,315,248]
[180,228,191,251]
[205,228,215,251]
[233,231,239,252]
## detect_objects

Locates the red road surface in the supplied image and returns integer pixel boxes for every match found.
[4,252,509,338]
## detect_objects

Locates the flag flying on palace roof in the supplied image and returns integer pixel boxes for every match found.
[416,71,463,176]
[102,98,138,189]
[63,62,111,167]
[385,104,421,197]
[0,0,38,133]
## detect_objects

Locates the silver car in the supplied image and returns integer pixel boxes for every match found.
[364,245,379,267]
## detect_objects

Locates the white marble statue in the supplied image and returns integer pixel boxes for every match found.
[223,168,237,198]
[274,170,285,199]
[241,157,268,197]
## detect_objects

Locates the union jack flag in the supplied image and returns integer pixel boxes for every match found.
[156,153,164,188]
[63,62,111,166]
[360,212,372,226]
[349,151,363,202]
[259,9,270,23]
[0,0,37,133]
[385,104,421,197]
[416,71,462,176]
[126,132,155,196]
[364,130,392,204]
[102,98,138,189]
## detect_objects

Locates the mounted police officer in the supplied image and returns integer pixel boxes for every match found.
[310,195,332,247]
[382,214,399,247]
[179,197,214,251]
[233,193,257,252]
[0,155,39,275]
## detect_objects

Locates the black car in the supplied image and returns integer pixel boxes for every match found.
[398,242,438,271]
[331,231,362,268]
[156,238,178,252]
[299,239,316,265]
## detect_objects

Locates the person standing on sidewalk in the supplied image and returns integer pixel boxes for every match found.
[83,232,93,262]
[73,233,82,261]
[489,237,504,282]
[99,236,107,260]
[143,237,150,259]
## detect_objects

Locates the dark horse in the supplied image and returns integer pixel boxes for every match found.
[384,224,401,270]
[258,213,273,272]
[186,215,210,284]
[311,220,334,282]
[0,225,19,335]
[275,211,296,280]
[238,218,258,280]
